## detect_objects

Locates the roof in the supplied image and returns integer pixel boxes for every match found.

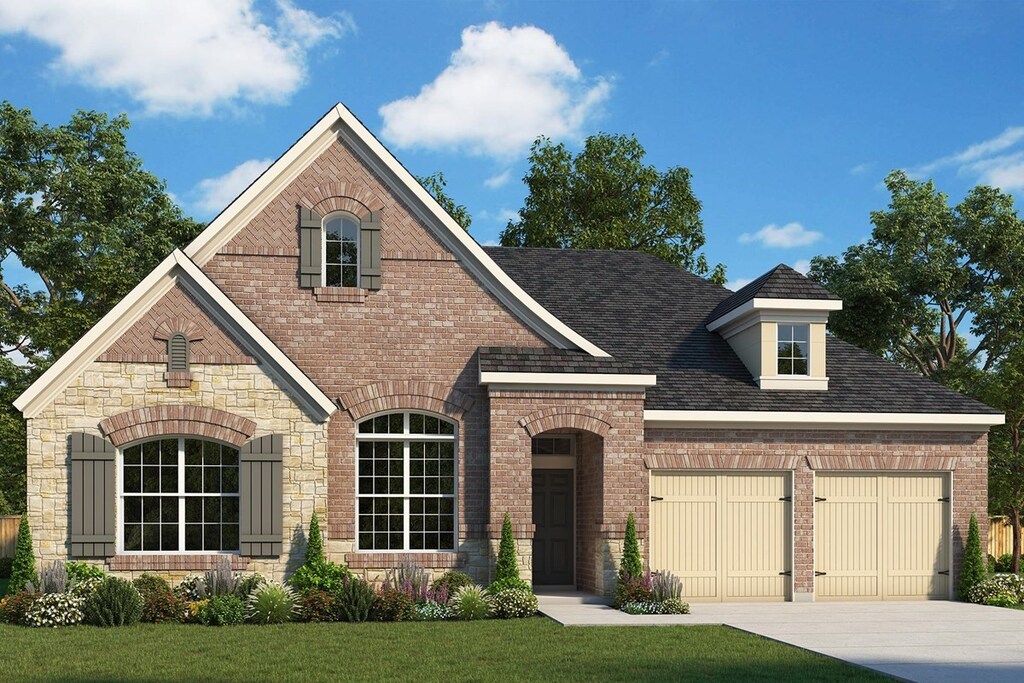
[709,263,840,321]
[483,247,1000,416]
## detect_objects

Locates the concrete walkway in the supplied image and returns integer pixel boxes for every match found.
[536,593,1024,683]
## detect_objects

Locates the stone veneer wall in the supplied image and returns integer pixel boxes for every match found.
[25,362,328,582]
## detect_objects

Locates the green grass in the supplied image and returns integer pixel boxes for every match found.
[0,619,887,682]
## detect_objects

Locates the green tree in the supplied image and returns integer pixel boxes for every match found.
[959,513,986,600]
[10,514,36,593]
[809,171,1024,378]
[0,103,203,512]
[494,513,518,582]
[619,512,642,581]
[305,512,325,566]
[417,172,471,231]
[500,133,725,283]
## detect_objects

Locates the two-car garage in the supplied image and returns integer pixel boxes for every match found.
[649,471,952,602]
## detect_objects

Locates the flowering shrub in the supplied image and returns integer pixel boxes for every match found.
[0,591,39,625]
[651,571,683,602]
[489,588,537,619]
[370,587,415,622]
[614,571,654,608]
[299,590,335,622]
[245,584,299,624]
[487,577,531,594]
[175,576,205,601]
[620,599,690,615]
[986,593,1018,608]
[236,573,267,600]
[25,592,85,628]
[431,570,473,600]
[966,574,1024,605]
[186,599,209,622]
[450,585,490,621]
[68,576,104,599]
[196,595,245,626]
[133,573,171,597]
[383,562,431,603]
[412,601,452,621]
[142,588,187,623]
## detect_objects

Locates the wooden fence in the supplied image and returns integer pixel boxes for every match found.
[990,516,1017,558]
[0,515,20,558]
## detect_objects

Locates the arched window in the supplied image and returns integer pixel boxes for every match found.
[324,212,360,287]
[356,412,456,551]
[167,333,189,372]
[120,438,239,552]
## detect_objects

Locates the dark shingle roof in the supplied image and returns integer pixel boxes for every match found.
[709,264,840,321]
[479,347,637,374]
[484,247,997,415]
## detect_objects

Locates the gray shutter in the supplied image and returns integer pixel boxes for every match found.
[299,207,322,288]
[168,334,189,371]
[240,434,284,556]
[359,211,381,290]
[69,433,116,558]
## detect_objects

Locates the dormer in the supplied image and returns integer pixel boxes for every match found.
[707,265,842,391]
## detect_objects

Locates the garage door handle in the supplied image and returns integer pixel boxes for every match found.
[814,497,827,502]
[938,570,950,575]
[814,571,827,576]
[779,570,792,576]
[650,496,663,502]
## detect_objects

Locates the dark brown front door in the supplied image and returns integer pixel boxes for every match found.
[532,469,574,585]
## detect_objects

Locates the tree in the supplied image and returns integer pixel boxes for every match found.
[417,172,471,231]
[0,103,204,512]
[10,514,36,593]
[959,513,986,600]
[619,512,643,581]
[809,170,1024,378]
[304,512,325,566]
[494,513,518,582]
[500,133,726,283]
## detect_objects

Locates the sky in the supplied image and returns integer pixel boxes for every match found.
[1,0,1023,292]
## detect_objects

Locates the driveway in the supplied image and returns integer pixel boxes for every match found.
[537,596,1024,682]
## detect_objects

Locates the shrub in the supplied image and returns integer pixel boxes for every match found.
[33,560,69,594]
[383,562,430,603]
[305,512,325,566]
[431,570,473,600]
[10,515,36,595]
[495,513,519,582]
[614,571,653,608]
[450,585,490,621]
[197,594,245,626]
[370,587,415,622]
[25,592,85,627]
[289,561,351,594]
[0,557,12,579]
[246,583,299,624]
[413,601,452,621]
[489,588,538,619]
[133,573,171,597]
[994,554,1017,574]
[68,575,104,599]
[620,513,643,581]
[959,514,987,600]
[204,556,239,597]
[334,576,376,623]
[185,599,208,622]
[660,598,690,614]
[141,588,186,623]
[651,571,683,602]
[66,561,106,582]
[966,574,1024,605]
[988,554,997,574]
[0,591,39,625]
[236,573,267,599]
[83,577,143,627]
[986,593,1018,608]
[487,577,531,594]
[299,589,335,623]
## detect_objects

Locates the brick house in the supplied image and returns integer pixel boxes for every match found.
[15,104,1002,601]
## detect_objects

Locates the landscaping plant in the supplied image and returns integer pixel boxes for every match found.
[10,514,36,594]
[614,570,653,608]
[197,594,245,626]
[235,573,268,599]
[620,512,643,580]
[141,587,186,623]
[450,585,490,621]
[966,574,1024,606]
[65,561,106,582]
[959,513,987,600]
[289,560,351,594]
[0,591,38,625]
[24,592,85,627]
[203,556,239,597]
[370,587,415,622]
[495,513,519,582]
[174,575,206,601]
[489,588,538,619]
[305,512,325,565]
[83,577,143,627]
[35,560,69,594]
[431,570,473,599]
[133,573,171,597]
[334,576,376,622]
[299,589,335,623]
[487,576,531,594]
[651,571,683,602]
[384,562,430,602]
[246,583,299,624]
[412,601,452,621]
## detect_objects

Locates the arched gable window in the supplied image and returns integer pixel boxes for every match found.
[323,212,360,288]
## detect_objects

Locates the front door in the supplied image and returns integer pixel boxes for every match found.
[532,469,574,585]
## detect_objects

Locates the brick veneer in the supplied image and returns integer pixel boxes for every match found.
[98,405,257,447]
[518,406,612,438]
[643,428,989,600]
[107,554,251,572]
[339,380,475,422]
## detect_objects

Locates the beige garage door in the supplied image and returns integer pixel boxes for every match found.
[650,472,790,602]
[815,473,950,600]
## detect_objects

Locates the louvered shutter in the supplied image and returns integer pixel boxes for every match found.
[69,433,116,557]
[299,207,322,288]
[240,435,284,556]
[359,211,381,290]
[168,334,189,371]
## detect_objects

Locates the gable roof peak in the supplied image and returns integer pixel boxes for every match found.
[709,263,840,323]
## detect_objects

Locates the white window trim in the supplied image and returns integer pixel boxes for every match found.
[354,411,458,553]
[116,436,240,555]
[777,323,811,377]
[321,210,361,288]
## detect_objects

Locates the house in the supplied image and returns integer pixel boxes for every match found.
[14,103,1003,602]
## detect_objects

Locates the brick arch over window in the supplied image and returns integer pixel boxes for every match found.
[339,381,475,422]
[300,183,381,218]
[518,407,612,438]
[98,406,257,447]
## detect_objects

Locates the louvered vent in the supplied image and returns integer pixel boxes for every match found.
[168,334,189,371]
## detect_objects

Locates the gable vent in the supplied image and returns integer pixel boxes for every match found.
[168,334,189,372]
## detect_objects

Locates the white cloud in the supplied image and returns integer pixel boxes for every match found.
[793,259,811,275]
[738,222,823,249]
[478,207,519,224]
[481,239,500,247]
[725,278,753,292]
[484,169,513,189]
[193,158,273,215]
[0,0,353,116]
[647,49,669,67]
[849,163,870,175]
[379,22,610,158]
[910,126,1024,192]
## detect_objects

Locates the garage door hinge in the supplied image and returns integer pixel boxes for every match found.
[938,570,950,575]
[814,496,827,502]
[650,496,664,502]
[814,571,827,576]
[779,496,792,502]
[938,497,951,502]
[779,570,792,576]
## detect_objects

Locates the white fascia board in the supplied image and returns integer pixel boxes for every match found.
[182,102,608,358]
[14,252,180,418]
[707,298,844,332]
[643,409,1005,430]
[170,252,337,421]
[480,371,656,390]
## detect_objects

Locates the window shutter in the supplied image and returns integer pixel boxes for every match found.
[168,334,189,371]
[69,433,116,558]
[359,211,381,290]
[239,434,284,556]
[299,207,323,288]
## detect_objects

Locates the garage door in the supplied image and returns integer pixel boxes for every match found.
[650,472,790,602]
[815,473,950,600]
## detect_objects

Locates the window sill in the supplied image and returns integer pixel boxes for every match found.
[313,287,366,303]
[106,554,250,572]
[756,375,829,391]
[343,552,464,569]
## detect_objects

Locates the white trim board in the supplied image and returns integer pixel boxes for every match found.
[14,250,337,422]
[707,298,843,332]
[643,410,1004,430]
[480,371,657,392]
[184,102,608,358]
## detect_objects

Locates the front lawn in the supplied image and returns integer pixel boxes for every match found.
[0,619,885,682]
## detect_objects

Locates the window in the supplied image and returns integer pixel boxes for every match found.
[356,412,456,551]
[777,324,809,375]
[531,436,573,456]
[168,333,189,372]
[121,438,239,553]
[323,212,359,287]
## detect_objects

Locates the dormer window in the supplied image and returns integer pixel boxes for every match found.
[168,333,189,372]
[324,213,359,288]
[777,324,809,375]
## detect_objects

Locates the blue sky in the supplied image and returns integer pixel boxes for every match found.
[1,0,1023,291]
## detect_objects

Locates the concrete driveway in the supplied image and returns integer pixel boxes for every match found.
[537,596,1024,682]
